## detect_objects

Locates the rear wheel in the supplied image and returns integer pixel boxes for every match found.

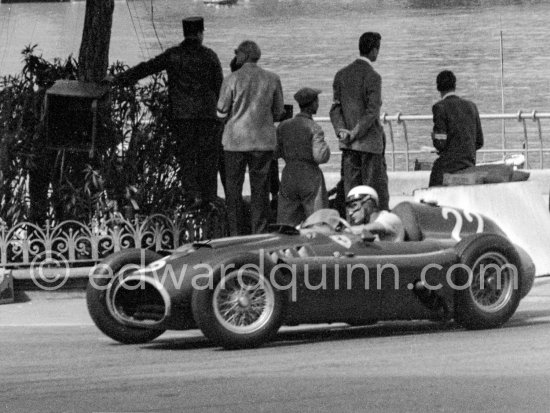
[86,249,166,344]
[453,234,522,329]
[192,268,285,349]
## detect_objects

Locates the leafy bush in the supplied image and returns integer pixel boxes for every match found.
[0,45,219,228]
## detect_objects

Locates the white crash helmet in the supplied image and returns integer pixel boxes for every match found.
[346,185,379,206]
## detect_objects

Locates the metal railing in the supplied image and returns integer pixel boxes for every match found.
[0,212,227,273]
[314,111,550,171]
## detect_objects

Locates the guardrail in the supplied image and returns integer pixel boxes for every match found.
[314,111,550,171]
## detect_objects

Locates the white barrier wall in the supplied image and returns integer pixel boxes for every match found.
[414,181,550,277]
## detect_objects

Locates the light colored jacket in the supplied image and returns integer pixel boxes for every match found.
[217,62,285,152]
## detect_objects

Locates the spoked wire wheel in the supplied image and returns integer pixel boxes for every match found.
[213,270,275,334]
[468,251,516,314]
[192,264,285,349]
[454,233,522,330]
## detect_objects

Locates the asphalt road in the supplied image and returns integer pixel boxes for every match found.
[2,281,550,413]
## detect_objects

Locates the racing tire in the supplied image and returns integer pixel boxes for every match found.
[453,234,522,330]
[86,249,166,344]
[192,267,285,349]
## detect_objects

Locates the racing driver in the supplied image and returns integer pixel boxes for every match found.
[346,185,405,242]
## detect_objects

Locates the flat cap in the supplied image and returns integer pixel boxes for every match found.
[293,87,322,106]
[182,16,204,36]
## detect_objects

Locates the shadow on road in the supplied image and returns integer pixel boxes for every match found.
[503,308,550,328]
[142,320,461,352]
[142,335,213,351]
[140,306,550,352]
[266,321,462,349]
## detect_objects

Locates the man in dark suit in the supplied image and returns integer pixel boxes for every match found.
[429,70,484,186]
[330,32,389,211]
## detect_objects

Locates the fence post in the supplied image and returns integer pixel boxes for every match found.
[382,112,395,171]
[532,110,543,168]
[518,110,529,168]
[396,112,410,171]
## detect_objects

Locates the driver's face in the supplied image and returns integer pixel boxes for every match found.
[347,199,367,225]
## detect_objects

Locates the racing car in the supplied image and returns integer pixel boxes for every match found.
[86,201,536,349]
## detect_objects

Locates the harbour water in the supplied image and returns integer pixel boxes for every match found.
[1,0,550,167]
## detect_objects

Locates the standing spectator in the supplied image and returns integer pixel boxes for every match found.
[276,87,330,226]
[115,16,223,207]
[223,55,282,223]
[217,40,285,235]
[218,56,244,195]
[330,31,389,211]
[429,70,484,186]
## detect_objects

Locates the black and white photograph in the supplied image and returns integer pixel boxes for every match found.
[1,0,550,411]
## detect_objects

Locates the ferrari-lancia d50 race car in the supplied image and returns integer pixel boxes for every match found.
[86,201,536,349]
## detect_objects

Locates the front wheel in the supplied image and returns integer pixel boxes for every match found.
[192,268,285,349]
[86,249,166,344]
[453,234,522,330]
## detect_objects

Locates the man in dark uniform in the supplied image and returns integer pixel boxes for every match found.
[429,70,484,186]
[276,87,330,226]
[115,16,223,206]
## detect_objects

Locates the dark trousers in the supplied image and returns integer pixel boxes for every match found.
[269,159,280,198]
[428,158,446,187]
[429,157,471,187]
[221,152,279,199]
[225,150,273,235]
[342,149,390,211]
[218,144,227,194]
[172,119,221,201]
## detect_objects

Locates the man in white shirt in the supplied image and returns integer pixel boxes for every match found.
[346,185,404,242]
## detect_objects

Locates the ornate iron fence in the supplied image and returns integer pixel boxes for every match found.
[0,211,227,269]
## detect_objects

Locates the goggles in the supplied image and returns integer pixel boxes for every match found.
[346,195,372,211]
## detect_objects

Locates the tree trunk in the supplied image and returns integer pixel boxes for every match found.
[78,0,115,82]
